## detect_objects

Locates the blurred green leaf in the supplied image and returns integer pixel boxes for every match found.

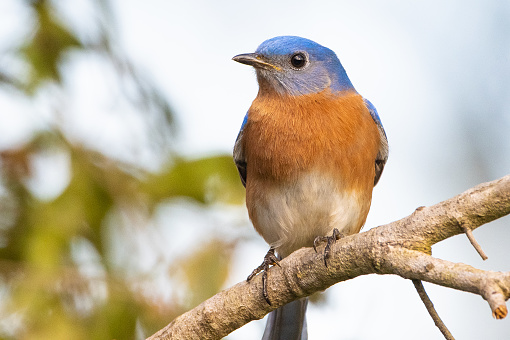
[173,239,234,309]
[21,0,82,91]
[87,282,139,340]
[144,155,245,205]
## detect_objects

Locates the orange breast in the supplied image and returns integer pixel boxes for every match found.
[243,89,381,195]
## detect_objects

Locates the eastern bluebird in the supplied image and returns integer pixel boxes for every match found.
[233,36,388,340]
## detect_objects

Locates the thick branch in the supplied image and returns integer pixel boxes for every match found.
[148,174,510,340]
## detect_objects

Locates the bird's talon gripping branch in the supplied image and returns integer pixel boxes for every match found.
[313,228,343,267]
[247,248,280,305]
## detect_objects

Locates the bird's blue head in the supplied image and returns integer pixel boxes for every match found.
[233,36,355,96]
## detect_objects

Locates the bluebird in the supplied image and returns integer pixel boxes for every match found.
[233,36,388,340]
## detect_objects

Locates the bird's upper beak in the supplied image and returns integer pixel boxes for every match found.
[232,53,280,71]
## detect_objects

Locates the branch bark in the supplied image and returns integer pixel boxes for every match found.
[148,174,510,340]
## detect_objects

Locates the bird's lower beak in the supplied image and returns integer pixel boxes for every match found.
[232,53,279,71]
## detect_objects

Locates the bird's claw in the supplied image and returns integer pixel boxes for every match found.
[247,248,280,305]
[313,228,343,267]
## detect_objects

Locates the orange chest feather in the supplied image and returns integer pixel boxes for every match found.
[242,90,381,190]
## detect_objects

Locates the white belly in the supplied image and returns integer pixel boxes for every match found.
[252,172,365,257]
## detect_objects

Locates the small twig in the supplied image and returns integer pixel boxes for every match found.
[412,279,455,340]
[461,224,488,260]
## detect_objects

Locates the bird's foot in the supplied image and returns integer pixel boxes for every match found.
[247,248,280,305]
[313,228,344,267]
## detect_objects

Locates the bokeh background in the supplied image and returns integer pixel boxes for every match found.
[0,0,509,339]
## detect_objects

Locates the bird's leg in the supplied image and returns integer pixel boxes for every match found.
[313,228,343,267]
[247,248,280,305]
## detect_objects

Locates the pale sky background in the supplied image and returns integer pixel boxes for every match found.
[1,0,510,339]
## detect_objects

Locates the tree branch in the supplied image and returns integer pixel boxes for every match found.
[147,174,510,340]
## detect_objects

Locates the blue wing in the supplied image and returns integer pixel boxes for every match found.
[364,98,388,186]
[233,112,248,187]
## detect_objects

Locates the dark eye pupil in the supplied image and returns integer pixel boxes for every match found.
[291,53,306,68]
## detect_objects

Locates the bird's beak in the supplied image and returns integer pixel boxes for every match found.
[232,53,280,71]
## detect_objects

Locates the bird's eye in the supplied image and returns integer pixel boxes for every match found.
[290,53,307,69]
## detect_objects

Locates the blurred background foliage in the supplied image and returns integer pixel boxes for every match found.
[0,0,245,339]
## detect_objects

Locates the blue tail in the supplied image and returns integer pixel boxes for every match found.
[262,298,308,340]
